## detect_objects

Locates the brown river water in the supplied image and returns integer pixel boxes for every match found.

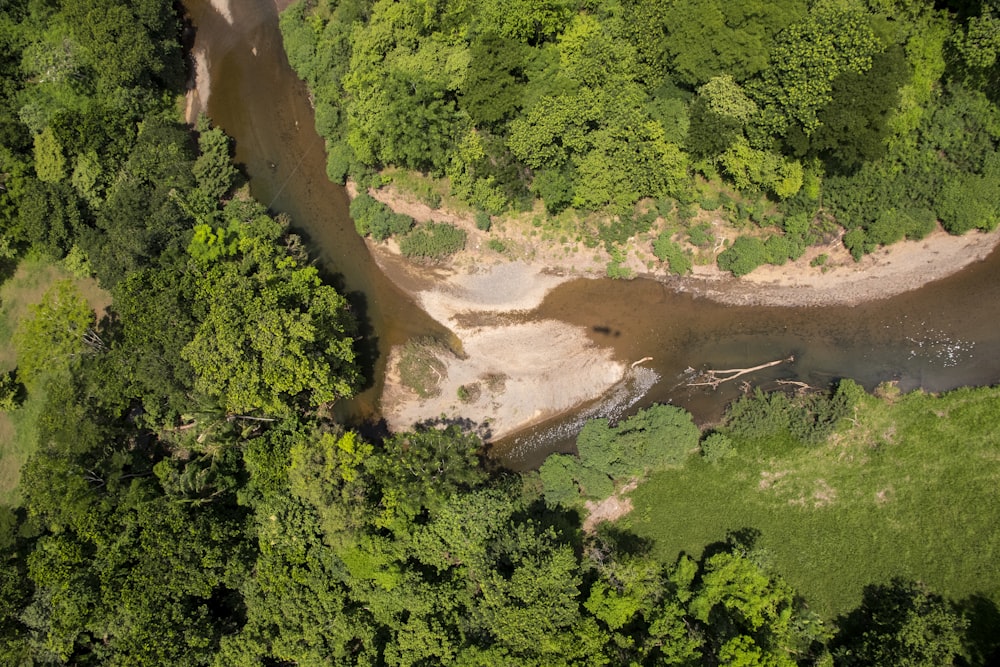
[185,0,1000,469]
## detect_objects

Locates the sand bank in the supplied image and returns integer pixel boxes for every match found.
[376,260,626,441]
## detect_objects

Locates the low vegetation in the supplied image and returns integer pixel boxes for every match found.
[396,337,450,398]
[619,384,1000,620]
[398,222,467,259]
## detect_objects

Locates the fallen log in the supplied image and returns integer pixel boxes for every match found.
[631,356,654,369]
[688,355,794,389]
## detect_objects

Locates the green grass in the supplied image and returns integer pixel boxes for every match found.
[397,338,449,398]
[622,386,1000,620]
[0,253,111,505]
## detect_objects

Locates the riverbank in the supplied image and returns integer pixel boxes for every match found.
[361,181,1000,308]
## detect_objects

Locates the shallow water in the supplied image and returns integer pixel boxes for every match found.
[185,0,1000,469]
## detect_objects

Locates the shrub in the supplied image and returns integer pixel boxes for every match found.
[474,211,492,232]
[350,193,414,241]
[652,234,692,275]
[764,235,793,265]
[399,223,467,259]
[717,235,767,276]
[605,248,634,279]
[687,222,714,247]
[724,388,798,443]
[0,371,24,412]
[701,432,734,463]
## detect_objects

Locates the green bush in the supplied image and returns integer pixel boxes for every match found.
[605,248,634,279]
[350,193,414,241]
[399,223,467,259]
[701,432,734,463]
[687,222,714,247]
[0,371,24,412]
[652,234,692,275]
[764,235,791,265]
[724,381,862,447]
[717,235,767,276]
[474,211,492,231]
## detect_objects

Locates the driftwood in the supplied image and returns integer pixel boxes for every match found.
[631,356,654,369]
[776,379,815,393]
[688,355,794,389]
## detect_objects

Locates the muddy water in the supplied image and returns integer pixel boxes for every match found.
[500,250,1000,468]
[185,0,1000,469]
[183,0,449,422]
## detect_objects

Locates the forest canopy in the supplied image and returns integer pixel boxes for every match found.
[281,0,1000,266]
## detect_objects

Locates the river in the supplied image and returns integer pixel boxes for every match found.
[184,0,1000,469]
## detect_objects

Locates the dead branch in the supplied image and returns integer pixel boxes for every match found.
[776,379,815,394]
[688,355,794,389]
[631,356,653,369]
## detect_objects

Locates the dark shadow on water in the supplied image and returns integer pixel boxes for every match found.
[591,325,621,337]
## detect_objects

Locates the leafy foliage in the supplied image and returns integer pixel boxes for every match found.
[181,201,360,414]
[398,222,467,259]
[350,192,414,241]
[540,404,700,503]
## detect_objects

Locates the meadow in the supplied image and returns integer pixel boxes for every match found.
[622,385,1000,619]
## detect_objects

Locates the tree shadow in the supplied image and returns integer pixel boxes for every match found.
[592,523,654,558]
[956,594,1000,667]
[697,527,763,566]
[414,414,493,443]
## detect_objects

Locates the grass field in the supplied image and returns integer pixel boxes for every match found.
[622,385,1000,620]
[0,253,111,505]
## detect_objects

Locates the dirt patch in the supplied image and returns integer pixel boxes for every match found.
[381,317,625,441]
[583,479,639,532]
[758,470,789,490]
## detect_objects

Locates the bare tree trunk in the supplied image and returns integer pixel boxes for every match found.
[688,356,794,389]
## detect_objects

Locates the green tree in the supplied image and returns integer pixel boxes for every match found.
[181,204,360,414]
[13,280,93,387]
[366,425,485,529]
[663,0,807,86]
[32,127,66,183]
[717,235,768,276]
[833,579,969,666]
[754,3,880,135]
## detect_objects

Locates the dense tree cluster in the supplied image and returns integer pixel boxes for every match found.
[282,0,1000,269]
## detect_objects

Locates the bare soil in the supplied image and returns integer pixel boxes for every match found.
[583,479,639,532]
[377,260,625,441]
